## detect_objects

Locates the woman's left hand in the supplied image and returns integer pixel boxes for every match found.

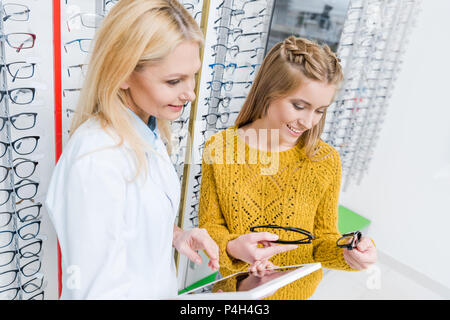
[342,236,377,270]
[173,227,220,271]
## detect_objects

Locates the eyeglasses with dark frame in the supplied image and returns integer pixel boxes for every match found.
[0,158,39,184]
[336,231,362,250]
[0,61,36,82]
[0,136,40,158]
[0,239,43,267]
[250,224,315,244]
[0,112,38,131]
[0,258,42,288]
[0,88,36,105]
[0,178,40,206]
[0,220,42,249]
[0,275,45,300]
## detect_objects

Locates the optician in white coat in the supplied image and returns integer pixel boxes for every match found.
[46,111,183,299]
[45,0,220,299]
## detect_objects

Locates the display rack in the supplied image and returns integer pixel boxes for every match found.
[0,0,51,300]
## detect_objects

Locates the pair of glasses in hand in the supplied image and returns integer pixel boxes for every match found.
[250,224,314,244]
[337,231,362,250]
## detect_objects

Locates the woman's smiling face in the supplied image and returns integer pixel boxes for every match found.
[263,80,337,149]
[122,40,201,123]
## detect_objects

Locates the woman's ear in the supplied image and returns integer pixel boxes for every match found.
[119,81,130,90]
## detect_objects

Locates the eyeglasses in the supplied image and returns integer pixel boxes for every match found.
[66,63,88,78]
[204,95,246,110]
[0,178,39,206]
[0,158,38,184]
[0,258,41,288]
[0,88,35,105]
[0,275,44,300]
[202,111,240,126]
[0,112,38,131]
[2,3,30,22]
[206,80,253,92]
[0,239,43,267]
[250,224,315,244]
[0,33,36,52]
[66,12,104,32]
[0,221,41,249]
[337,231,362,250]
[0,62,36,82]
[0,136,40,157]
[64,38,92,53]
[0,204,42,228]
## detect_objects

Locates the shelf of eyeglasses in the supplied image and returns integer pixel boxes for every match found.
[0,249,45,300]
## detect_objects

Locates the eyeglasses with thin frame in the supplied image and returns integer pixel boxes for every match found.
[66,12,104,32]
[0,220,41,249]
[0,258,41,288]
[0,33,36,53]
[0,239,43,267]
[0,178,40,206]
[250,224,315,244]
[0,158,38,184]
[0,275,45,300]
[0,61,36,82]
[63,38,92,53]
[0,204,42,228]
[0,88,35,105]
[0,136,40,158]
[0,112,38,131]
[66,63,88,78]
[2,3,30,22]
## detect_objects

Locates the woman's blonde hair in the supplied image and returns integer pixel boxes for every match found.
[235,36,343,158]
[70,0,203,177]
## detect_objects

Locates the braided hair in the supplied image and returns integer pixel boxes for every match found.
[235,36,343,158]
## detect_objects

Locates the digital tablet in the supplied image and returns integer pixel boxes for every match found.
[177,262,321,300]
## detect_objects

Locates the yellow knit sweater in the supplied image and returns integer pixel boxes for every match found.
[198,126,356,300]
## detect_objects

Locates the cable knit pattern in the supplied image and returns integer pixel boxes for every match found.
[199,126,357,300]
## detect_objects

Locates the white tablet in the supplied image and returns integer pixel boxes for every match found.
[177,262,321,300]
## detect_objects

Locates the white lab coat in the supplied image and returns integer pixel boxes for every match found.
[45,110,180,299]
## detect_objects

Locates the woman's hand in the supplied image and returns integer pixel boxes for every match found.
[173,226,219,271]
[342,236,377,270]
[248,259,276,277]
[226,232,298,266]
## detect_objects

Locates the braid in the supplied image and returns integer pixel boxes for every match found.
[281,35,343,84]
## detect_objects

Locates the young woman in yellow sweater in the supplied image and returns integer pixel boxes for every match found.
[198,36,377,300]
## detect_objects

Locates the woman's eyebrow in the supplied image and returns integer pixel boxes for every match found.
[292,98,329,109]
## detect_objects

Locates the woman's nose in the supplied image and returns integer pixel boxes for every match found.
[297,113,314,130]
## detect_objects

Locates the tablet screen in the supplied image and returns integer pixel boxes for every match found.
[183,265,304,295]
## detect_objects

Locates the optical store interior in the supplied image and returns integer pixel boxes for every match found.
[0,0,449,300]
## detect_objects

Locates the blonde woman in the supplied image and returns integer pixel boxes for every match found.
[199,36,377,300]
[45,0,219,299]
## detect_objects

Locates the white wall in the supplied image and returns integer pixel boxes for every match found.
[340,0,450,289]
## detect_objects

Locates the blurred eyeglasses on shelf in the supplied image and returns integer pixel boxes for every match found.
[0,33,36,53]
[0,112,38,131]
[0,88,35,105]
[66,63,88,78]
[64,38,92,54]
[66,12,104,32]
[0,62,36,82]
[1,3,30,22]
